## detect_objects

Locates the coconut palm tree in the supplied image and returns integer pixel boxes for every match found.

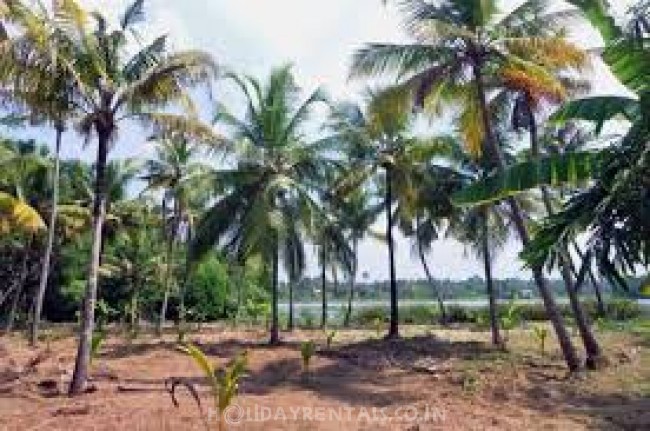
[190,65,332,344]
[351,0,587,370]
[334,189,380,327]
[0,0,79,346]
[327,89,452,338]
[0,139,50,332]
[142,137,210,335]
[403,163,467,325]
[46,0,220,395]
[101,204,162,333]
[315,204,353,329]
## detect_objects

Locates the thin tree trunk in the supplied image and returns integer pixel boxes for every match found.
[345,239,358,328]
[527,101,603,368]
[31,126,64,346]
[130,281,139,332]
[5,240,31,333]
[386,166,399,339]
[332,267,339,306]
[473,62,580,372]
[589,270,606,316]
[177,219,192,338]
[70,129,110,395]
[270,241,280,345]
[321,245,327,329]
[157,235,174,336]
[417,233,447,324]
[481,212,503,347]
[572,242,606,316]
[288,280,294,331]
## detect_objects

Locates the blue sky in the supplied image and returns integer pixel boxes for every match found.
[11,0,635,281]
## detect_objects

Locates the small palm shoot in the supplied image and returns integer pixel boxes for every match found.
[301,340,316,375]
[170,343,248,431]
[90,331,107,364]
[499,301,521,348]
[533,326,550,356]
[373,318,383,338]
[324,330,337,350]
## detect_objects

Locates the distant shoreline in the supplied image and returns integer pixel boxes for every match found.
[279,298,650,311]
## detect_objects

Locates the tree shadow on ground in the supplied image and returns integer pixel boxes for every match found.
[238,335,499,406]
[508,353,650,431]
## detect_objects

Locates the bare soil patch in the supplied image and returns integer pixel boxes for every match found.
[0,325,648,430]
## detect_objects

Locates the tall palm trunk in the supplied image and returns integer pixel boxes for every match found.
[385,166,399,339]
[5,239,31,333]
[481,211,503,347]
[288,280,294,331]
[270,240,280,345]
[332,267,339,304]
[473,62,580,372]
[345,239,358,328]
[416,229,447,324]
[320,245,327,329]
[31,125,63,346]
[178,221,193,335]
[70,128,110,395]
[130,279,139,332]
[157,225,175,336]
[527,103,603,367]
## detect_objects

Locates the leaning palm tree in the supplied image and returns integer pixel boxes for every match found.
[351,0,589,371]
[327,88,452,339]
[190,65,332,345]
[47,0,220,395]
[404,163,466,325]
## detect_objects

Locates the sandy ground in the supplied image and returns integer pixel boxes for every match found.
[1,325,649,430]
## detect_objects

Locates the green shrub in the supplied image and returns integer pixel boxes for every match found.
[352,306,388,327]
[606,299,641,320]
[299,310,316,329]
[300,340,316,373]
[400,305,439,325]
[446,306,476,323]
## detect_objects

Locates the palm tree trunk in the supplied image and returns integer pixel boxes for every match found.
[572,242,606,316]
[321,245,327,329]
[332,267,339,304]
[270,240,280,345]
[481,211,503,347]
[386,166,399,339]
[473,62,580,372]
[5,240,31,333]
[157,236,174,336]
[345,239,358,328]
[416,233,447,325]
[177,219,193,339]
[288,280,294,331]
[527,102,603,368]
[70,128,110,395]
[30,125,64,346]
[589,271,606,316]
[130,282,139,333]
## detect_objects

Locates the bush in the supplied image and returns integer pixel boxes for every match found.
[400,305,439,324]
[351,306,388,326]
[605,299,642,320]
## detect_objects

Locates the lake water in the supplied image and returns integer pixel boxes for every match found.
[279,298,650,317]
